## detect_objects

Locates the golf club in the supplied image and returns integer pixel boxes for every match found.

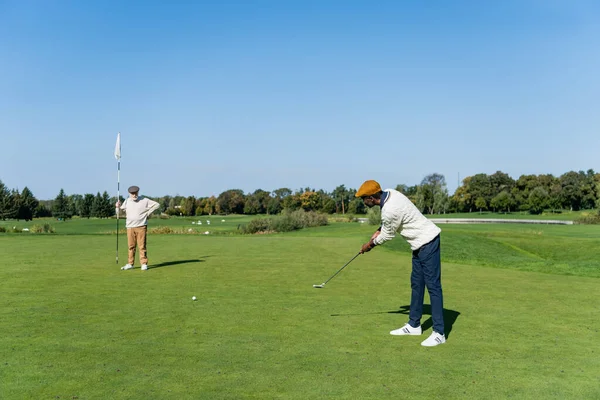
[313,252,361,288]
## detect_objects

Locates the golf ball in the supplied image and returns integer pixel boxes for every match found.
[192,296,197,301]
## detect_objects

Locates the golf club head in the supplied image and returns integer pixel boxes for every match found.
[313,283,325,288]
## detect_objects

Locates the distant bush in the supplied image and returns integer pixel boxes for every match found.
[0,226,6,233]
[31,223,55,233]
[148,226,211,234]
[367,206,381,225]
[149,226,175,234]
[242,209,328,234]
[575,211,600,225]
[269,214,301,232]
[241,218,273,234]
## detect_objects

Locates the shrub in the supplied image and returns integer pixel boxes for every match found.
[367,206,381,225]
[31,223,55,233]
[0,226,6,233]
[243,210,328,234]
[575,211,600,225]
[149,226,175,234]
[270,214,301,232]
[147,226,211,234]
[241,218,272,234]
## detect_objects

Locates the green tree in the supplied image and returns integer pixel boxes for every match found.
[490,191,514,213]
[346,198,365,214]
[0,180,18,220]
[281,194,301,211]
[203,196,217,215]
[528,187,549,215]
[466,173,492,211]
[68,194,83,217]
[266,197,283,215]
[254,189,272,214]
[452,177,472,212]
[52,189,71,219]
[580,169,596,210]
[272,188,292,200]
[331,185,353,214]
[35,203,52,218]
[181,196,197,216]
[244,189,270,215]
[594,173,600,209]
[416,173,448,214]
[17,187,39,221]
[159,195,172,213]
[299,191,320,211]
[475,197,487,213]
[559,171,583,211]
[91,192,103,218]
[216,189,245,214]
[320,197,336,214]
[489,171,515,197]
[81,194,95,218]
[396,184,418,204]
[244,195,262,215]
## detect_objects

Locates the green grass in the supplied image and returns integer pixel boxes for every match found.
[384,223,600,278]
[426,210,586,221]
[1,219,599,399]
[0,215,254,235]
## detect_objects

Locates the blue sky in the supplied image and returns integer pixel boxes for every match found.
[1,0,599,200]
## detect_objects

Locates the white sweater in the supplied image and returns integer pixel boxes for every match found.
[119,196,160,228]
[373,189,441,251]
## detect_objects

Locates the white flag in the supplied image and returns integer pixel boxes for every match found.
[114,132,121,160]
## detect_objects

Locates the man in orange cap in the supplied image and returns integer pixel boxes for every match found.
[356,180,446,347]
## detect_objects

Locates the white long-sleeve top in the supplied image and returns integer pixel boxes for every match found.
[373,188,441,251]
[119,196,160,228]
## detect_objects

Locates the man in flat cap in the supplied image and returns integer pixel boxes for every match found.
[356,180,446,347]
[115,185,160,271]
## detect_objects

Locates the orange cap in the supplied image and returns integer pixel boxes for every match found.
[355,180,382,197]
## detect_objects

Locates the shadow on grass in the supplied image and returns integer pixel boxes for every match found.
[150,257,209,269]
[331,305,460,338]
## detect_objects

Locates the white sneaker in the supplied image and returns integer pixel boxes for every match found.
[141,264,148,271]
[121,264,134,270]
[390,323,422,336]
[421,331,446,347]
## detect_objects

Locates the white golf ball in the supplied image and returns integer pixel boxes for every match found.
[192,296,197,301]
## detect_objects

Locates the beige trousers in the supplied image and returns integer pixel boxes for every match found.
[127,226,148,265]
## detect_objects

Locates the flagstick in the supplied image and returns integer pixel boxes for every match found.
[115,131,121,265]
[116,158,120,264]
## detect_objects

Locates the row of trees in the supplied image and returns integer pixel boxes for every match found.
[1,169,599,220]
[451,170,600,213]
[0,181,117,220]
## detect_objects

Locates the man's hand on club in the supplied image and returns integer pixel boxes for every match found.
[115,201,121,208]
[360,240,375,254]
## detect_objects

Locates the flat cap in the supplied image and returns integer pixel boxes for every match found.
[355,180,382,197]
[128,185,140,194]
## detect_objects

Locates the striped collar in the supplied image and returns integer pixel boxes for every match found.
[380,190,389,208]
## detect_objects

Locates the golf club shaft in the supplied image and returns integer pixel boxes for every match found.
[322,252,360,285]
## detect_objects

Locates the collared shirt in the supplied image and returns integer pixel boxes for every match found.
[119,196,160,228]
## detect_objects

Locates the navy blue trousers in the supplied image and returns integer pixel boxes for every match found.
[408,235,445,335]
